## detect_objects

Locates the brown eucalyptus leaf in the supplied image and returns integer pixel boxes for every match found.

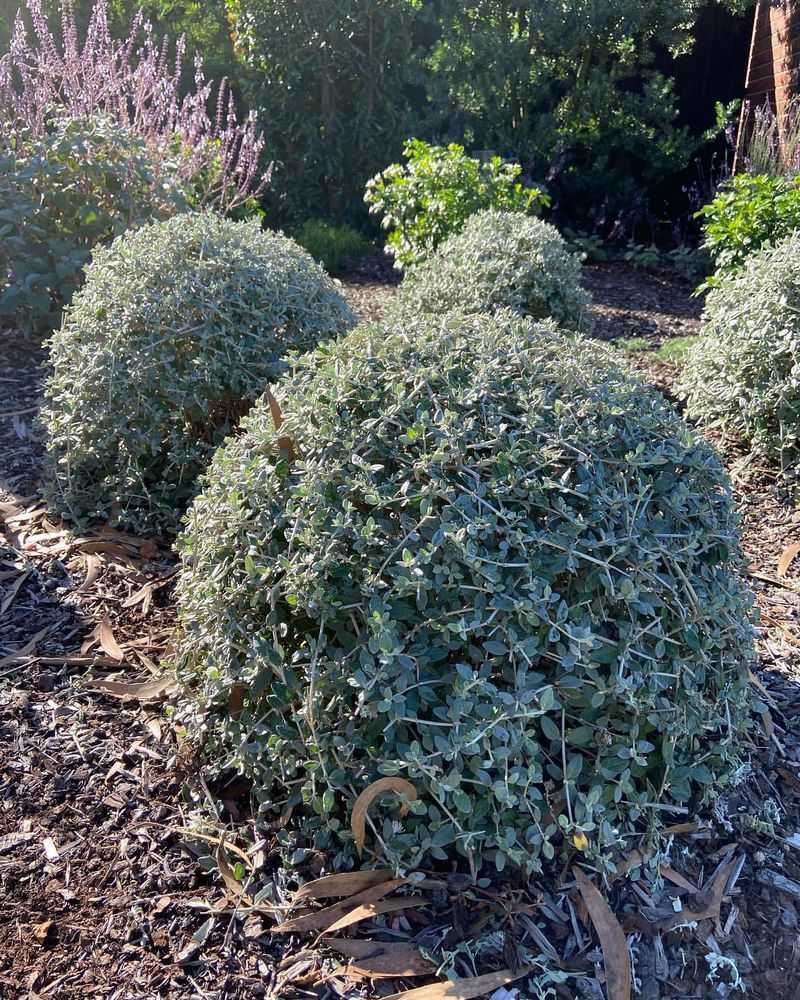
[98,615,124,661]
[320,897,427,936]
[379,966,533,1000]
[0,625,51,667]
[573,867,631,1000]
[216,843,252,904]
[351,778,418,854]
[275,878,406,934]
[86,676,175,702]
[0,568,30,615]
[79,553,103,592]
[294,869,395,902]
[659,865,698,893]
[265,386,296,459]
[778,541,800,578]
[325,938,435,978]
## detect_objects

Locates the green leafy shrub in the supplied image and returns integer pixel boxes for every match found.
[0,115,189,332]
[41,212,355,533]
[174,309,754,875]
[390,210,589,332]
[365,140,548,270]
[679,232,800,474]
[294,219,371,274]
[696,173,800,290]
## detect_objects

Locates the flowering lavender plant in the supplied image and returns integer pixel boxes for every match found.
[0,0,269,213]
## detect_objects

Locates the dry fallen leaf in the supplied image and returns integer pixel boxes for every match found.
[320,897,426,937]
[659,865,698,894]
[0,568,30,616]
[573,866,631,1000]
[0,625,51,668]
[652,854,742,932]
[33,919,53,942]
[379,966,533,1000]
[79,553,103,592]
[295,869,395,902]
[327,939,436,979]
[351,778,418,855]
[216,843,253,904]
[228,682,248,720]
[98,615,124,661]
[265,386,296,459]
[778,542,800,578]
[276,878,407,934]
[86,676,175,702]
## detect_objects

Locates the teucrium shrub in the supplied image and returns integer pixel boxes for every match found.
[391,210,590,332]
[679,232,800,474]
[174,310,754,875]
[41,212,355,533]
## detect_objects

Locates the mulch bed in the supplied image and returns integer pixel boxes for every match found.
[1,263,800,1000]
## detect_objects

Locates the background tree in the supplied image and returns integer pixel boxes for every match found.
[230,0,425,224]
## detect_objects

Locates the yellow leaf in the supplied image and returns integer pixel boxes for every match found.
[572,831,590,851]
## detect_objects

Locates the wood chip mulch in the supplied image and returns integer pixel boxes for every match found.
[1,266,800,1000]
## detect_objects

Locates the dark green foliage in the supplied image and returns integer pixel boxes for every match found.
[365,140,548,269]
[696,174,800,290]
[0,116,188,331]
[174,310,754,875]
[391,210,590,332]
[233,0,422,225]
[293,219,371,274]
[40,212,355,533]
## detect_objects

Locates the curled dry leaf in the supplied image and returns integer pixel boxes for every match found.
[778,542,800,578]
[351,777,418,855]
[98,615,124,661]
[573,866,631,1000]
[79,553,103,592]
[294,869,395,902]
[265,386,296,460]
[276,878,407,935]
[379,966,533,1000]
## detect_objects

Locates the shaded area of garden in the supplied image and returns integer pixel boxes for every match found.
[1,269,799,1000]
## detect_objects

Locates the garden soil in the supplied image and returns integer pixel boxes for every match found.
[1,263,799,1000]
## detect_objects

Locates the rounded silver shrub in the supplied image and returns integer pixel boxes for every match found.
[174,310,753,874]
[390,209,590,331]
[679,232,800,474]
[41,211,356,533]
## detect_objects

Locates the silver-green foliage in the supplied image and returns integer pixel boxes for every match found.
[41,212,356,533]
[174,309,753,874]
[679,232,800,473]
[390,210,590,332]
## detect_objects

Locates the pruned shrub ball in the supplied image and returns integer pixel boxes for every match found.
[40,212,356,533]
[679,232,800,474]
[174,310,753,874]
[390,209,590,331]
